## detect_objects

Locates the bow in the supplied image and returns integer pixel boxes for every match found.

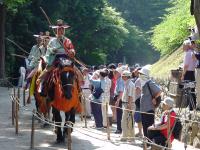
[40,7,88,68]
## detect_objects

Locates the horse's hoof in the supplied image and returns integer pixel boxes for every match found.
[42,123,50,128]
[56,137,64,143]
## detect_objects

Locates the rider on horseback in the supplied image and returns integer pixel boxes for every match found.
[38,19,83,143]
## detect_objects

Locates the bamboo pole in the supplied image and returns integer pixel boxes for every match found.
[17,87,20,99]
[106,102,110,140]
[30,109,36,149]
[67,122,72,150]
[17,88,20,110]
[13,87,16,97]
[143,137,147,150]
[167,112,171,148]
[80,94,83,121]
[83,95,87,128]
[11,96,14,125]
[15,97,19,135]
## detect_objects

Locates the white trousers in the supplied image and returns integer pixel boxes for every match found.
[82,89,91,116]
[121,103,135,139]
[195,68,200,108]
[101,99,112,127]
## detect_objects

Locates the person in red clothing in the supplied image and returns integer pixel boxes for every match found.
[147,97,176,147]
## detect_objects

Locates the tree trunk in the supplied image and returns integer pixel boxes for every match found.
[0,4,6,79]
[194,0,200,36]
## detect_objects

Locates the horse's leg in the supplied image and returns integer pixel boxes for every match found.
[26,78,31,104]
[52,107,63,143]
[63,108,75,137]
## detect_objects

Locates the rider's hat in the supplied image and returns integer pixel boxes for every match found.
[50,19,70,29]
[33,32,43,38]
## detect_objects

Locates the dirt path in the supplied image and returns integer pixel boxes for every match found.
[0,87,197,150]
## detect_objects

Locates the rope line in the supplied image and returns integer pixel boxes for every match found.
[7,84,200,150]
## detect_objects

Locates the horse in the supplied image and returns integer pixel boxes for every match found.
[34,54,82,143]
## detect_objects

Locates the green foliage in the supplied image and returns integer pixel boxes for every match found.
[151,0,195,55]
[5,0,28,11]
[108,0,170,31]
[4,0,173,79]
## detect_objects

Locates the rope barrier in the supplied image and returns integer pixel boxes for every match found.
[6,83,200,150]
[9,86,200,127]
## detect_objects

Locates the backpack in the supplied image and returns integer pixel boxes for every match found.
[172,118,182,140]
[92,82,104,99]
[147,81,161,108]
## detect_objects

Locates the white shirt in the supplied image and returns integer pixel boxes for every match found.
[184,49,197,71]
[81,74,91,89]
[122,79,135,103]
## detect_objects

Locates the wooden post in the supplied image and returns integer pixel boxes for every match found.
[30,109,35,149]
[17,88,20,111]
[83,95,87,128]
[106,102,110,140]
[23,88,26,106]
[143,137,147,150]
[167,112,171,148]
[15,97,19,135]
[11,96,14,125]
[17,87,20,100]
[80,94,83,121]
[67,122,72,150]
[13,87,16,97]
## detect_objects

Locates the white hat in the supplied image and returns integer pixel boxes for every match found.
[183,39,192,46]
[138,67,150,77]
[122,70,131,77]
[162,97,175,108]
[116,67,124,74]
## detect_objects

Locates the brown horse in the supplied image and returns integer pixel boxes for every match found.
[34,54,82,142]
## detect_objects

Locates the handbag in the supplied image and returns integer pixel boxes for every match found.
[92,82,104,99]
[147,81,161,108]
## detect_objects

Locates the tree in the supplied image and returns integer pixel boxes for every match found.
[0,3,6,78]
[193,0,200,34]
[151,0,195,55]
[0,0,28,79]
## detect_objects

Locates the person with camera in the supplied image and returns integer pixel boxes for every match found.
[138,67,161,139]
[181,39,197,110]
[147,97,176,148]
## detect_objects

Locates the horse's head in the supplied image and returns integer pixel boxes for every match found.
[60,69,75,100]
[54,54,74,69]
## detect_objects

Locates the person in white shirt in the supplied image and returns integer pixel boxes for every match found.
[100,69,112,127]
[120,70,135,141]
[181,39,197,110]
[81,68,92,117]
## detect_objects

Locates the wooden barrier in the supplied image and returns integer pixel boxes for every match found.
[67,122,72,150]
[30,109,35,149]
